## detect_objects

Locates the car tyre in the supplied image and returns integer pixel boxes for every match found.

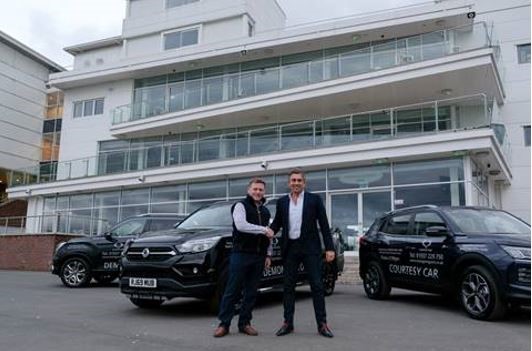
[130,298,163,309]
[459,265,507,321]
[323,261,337,296]
[60,257,92,288]
[363,261,391,299]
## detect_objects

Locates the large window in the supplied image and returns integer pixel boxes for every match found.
[163,27,199,50]
[517,44,531,64]
[166,0,199,9]
[73,98,104,118]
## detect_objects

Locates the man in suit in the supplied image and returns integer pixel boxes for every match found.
[270,168,335,338]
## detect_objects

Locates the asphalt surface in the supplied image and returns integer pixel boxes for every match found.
[0,270,529,351]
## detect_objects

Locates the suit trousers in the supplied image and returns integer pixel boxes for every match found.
[282,239,326,327]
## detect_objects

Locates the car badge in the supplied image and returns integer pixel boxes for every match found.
[141,248,150,258]
[422,240,432,249]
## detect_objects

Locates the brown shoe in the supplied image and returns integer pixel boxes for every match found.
[239,324,258,336]
[213,325,229,338]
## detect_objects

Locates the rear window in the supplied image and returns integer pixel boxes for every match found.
[382,214,411,235]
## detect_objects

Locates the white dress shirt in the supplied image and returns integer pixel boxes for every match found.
[232,202,273,256]
[288,191,304,240]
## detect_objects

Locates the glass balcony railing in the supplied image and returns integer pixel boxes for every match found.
[9,94,509,187]
[111,22,495,125]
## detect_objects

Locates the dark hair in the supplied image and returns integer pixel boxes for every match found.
[248,177,266,187]
[288,168,306,180]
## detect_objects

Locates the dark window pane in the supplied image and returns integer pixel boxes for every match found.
[181,29,199,47]
[413,212,446,235]
[524,126,531,147]
[383,214,411,235]
[517,44,531,64]
[83,100,94,116]
[94,99,104,115]
[73,102,83,117]
[164,32,181,50]
[394,158,463,185]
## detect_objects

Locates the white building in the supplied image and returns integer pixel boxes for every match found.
[7,0,530,250]
[0,30,64,201]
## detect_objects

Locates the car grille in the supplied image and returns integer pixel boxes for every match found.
[126,246,177,262]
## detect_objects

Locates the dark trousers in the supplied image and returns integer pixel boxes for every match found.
[283,239,326,327]
[218,252,265,328]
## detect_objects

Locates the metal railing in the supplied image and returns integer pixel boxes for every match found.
[8,94,510,188]
[111,22,494,125]
[0,214,109,236]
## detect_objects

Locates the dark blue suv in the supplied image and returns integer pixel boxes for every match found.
[359,205,530,320]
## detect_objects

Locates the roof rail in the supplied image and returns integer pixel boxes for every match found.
[385,204,439,215]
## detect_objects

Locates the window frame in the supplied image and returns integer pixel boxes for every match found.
[412,211,448,236]
[161,25,201,52]
[380,213,414,236]
[72,98,105,118]
[517,43,531,64]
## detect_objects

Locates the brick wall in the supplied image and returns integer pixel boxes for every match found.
[0,234,83,271]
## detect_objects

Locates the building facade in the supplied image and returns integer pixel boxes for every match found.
[6,0,530,251]
[0,30,64,203]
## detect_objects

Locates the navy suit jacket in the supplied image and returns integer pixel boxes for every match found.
[270,192,334,256]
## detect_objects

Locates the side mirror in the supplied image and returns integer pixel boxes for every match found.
[425,226,449,237]
[104,232,117,242]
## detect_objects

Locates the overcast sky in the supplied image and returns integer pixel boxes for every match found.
[0,0,426,68]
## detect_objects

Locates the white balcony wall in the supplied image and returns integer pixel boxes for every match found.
[73,46,123,71]
[58,79,134,178]
[124,0,285,39]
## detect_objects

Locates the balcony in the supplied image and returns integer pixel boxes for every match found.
[110,22,502,130]
[8,94,510,190]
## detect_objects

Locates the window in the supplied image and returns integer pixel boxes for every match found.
[110,219,147,237]
[149,218,179,231]
[382,214,411,235]
[524,126,531,147]
[517,44,531,64]
[413,212,446,236]
[73,98,104,118]
[163,28,199,50]
[166,0,199,9]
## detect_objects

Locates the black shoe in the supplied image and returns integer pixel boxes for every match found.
[318,323,334,338]
[275,322,294,336]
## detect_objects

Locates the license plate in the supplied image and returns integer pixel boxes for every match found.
[129,278,157,288]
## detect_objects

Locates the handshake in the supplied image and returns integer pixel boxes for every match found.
[264,227,275,239]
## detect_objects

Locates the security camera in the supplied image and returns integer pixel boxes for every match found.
[137,175,145,183]
[486,163,491,169]
[467,11,476,19]
[260,161,268,169]
[240,49,248,56]
[45,83,51,89]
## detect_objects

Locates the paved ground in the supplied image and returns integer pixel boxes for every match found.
[0,270,529,351]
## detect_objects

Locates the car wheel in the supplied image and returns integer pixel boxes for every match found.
[459,265,507,320]
[363,261,391,299]
[60,257,92,288]
[129,298,163,309]
[323,262,337,296]
[94,274,118,285]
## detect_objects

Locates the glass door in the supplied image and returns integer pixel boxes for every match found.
[330,190,391,254]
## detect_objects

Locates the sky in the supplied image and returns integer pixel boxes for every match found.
[0,0,426,68]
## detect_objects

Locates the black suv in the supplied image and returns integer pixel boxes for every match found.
[52,213,185,288]
[359,205,530,320]
[119,200,345,310]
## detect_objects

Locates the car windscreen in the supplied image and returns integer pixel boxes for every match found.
[443,209,530,235]
[177,203,233,230]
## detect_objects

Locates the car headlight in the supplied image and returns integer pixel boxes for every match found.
[176,236,221,254]
[501,245,531,260]
[54,242,67,253]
